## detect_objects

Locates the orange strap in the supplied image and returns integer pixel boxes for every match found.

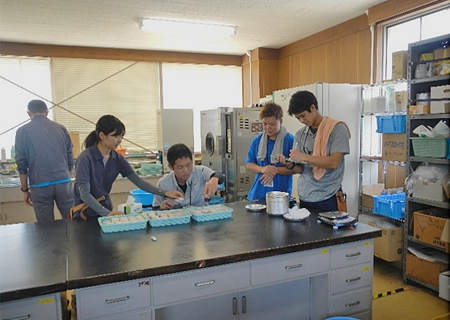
[68,196,106,220]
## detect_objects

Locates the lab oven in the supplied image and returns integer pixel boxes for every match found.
[201,107,262,202]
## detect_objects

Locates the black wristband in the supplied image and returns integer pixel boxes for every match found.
[286,162,295,170]
[21,187,29,192]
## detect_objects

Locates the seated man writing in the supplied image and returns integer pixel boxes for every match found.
[152,143,225,210]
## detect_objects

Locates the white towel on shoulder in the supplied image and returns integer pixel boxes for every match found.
[257,126,288,163]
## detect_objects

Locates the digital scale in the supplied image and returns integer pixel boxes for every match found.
[317,211,357,229]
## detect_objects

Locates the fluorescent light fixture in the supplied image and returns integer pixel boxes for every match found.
[140,18,236,37]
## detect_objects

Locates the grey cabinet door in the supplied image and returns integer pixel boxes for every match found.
[239,278,310,320]
[155,293,237,320]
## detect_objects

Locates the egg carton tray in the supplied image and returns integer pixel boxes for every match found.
[98,214,148,233]
[146,209,191,227]
[185,204,233,222]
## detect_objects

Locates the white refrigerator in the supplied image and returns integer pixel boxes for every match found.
[273,83,361,216]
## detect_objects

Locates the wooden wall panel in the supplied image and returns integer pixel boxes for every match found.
[367,0,440,25]
[300,51,312,86]
[242,63,251,107]
[290,53,302,87]
[356,29,372,84]
[326,39,342,83]
[0,42,242,66]
[340,33,359,84]
[277,57,291,90]
[259,59,278,99]
[310,45,328,84]
[251,61,260,104]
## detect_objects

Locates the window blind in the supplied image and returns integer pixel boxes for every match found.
[51,58,161,151]
[0,55,52,158]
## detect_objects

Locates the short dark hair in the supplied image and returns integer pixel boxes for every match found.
[167,143,192,167]
[288,91,318,115]
[259,102,283,120]
[27,100,48,113]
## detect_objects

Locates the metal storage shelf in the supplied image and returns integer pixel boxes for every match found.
[362,111,407,116]
[407,197,450,209]
[360,157,406,166]
[409,114,450,120]
[410,74,450,84]
[405,276,439,292]
[406,236,450,253]
[404,33,450,292]
[409,157,450,164]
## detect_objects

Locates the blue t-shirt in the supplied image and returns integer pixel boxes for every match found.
[246,132,294,201]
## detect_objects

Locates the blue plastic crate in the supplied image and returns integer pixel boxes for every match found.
[376,114,406,133]
[98,214,148,233]
[130,189,154,206]
[373,193,405,219]
[146,209,191,227]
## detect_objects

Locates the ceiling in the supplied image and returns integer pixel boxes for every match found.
[0,0,388,56]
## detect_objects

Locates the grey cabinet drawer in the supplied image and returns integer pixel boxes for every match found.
[77,278,151,320]
[0,293,62,320]
[330,240,373,269]
[329,287,372,316]
[330,263,373,294]
[153,262,250,306]
[96,309,152,320]
[251,248,330,286]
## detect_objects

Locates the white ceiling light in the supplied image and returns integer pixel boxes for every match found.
[140,18,236,37]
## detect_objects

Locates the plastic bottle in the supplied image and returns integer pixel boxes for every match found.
[10,145,15,162]
[1,147,6,161]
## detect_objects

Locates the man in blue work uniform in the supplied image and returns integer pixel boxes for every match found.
[246,103,295,202]
[15,99,74,221]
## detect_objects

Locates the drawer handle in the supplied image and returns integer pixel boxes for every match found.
[3,315,31,320]
[345,300,361,307]
[233,297,237,315]
[346,276,361,283]
[242,296,247,314]
[195,279,215,287]
[105,295,130,304]
[285,263,303,270]
[346,252,361,258]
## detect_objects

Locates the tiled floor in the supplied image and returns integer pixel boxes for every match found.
[372,257,449,320]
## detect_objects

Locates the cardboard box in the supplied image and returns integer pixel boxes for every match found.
[409,105,430,115]
[414,211,450,253]
[431,84,450,99]
[395,91,408,111]
[434,48,450,60]
[382,133,407,162]
[69,132,81,158]
[430,100,450,114]
[406,253,448,287]
[439,271,450,301]
[361,184,384,209]
[375,224,403,262]
[358,213,403,262]
[384,164,406,189]
[412,180,450,202]
[392,51,408,80]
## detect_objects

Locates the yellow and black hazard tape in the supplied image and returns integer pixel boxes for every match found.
[373,287,409,300]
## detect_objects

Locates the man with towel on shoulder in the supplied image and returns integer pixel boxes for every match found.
[246,103,295,202]
[277,91,350,212]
